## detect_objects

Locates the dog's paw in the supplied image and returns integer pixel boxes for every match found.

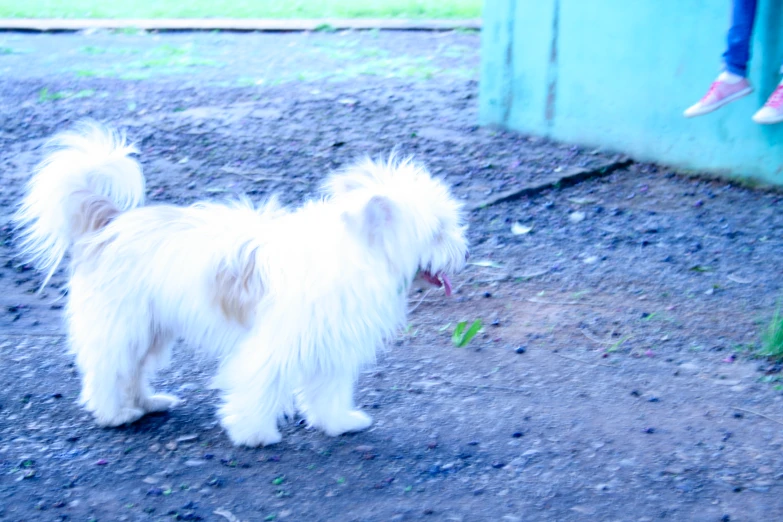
[141,393,182,413]
[321,410,373,437]
[221,415,282,447]
[93,406,146,427]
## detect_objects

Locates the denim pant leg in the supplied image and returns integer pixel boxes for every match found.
[722,0,758,77]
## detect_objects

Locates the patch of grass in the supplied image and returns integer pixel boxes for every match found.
[314,23,337,33]
[73,43,219,80]
[0,46,27,54]
[38,87,95,102]
[110,27,146,35]
[452,319,482,348]
[760,306,783,359]
[0,0,481,19]
[79,45,140,56]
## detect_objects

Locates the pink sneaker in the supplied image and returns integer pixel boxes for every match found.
[683,76,753,118]
[752,83,783,124]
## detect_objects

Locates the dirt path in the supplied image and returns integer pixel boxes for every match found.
[1,30,783,522]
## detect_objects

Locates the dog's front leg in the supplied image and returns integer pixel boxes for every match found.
[217,364,288,447]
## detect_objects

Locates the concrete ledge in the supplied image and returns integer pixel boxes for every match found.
[0,18,481,32]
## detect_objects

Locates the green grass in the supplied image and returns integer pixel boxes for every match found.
[452,319,482,348]
[760,306,783,359]
[0,0,481,19]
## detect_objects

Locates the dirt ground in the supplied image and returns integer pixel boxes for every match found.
[1,29,783,522]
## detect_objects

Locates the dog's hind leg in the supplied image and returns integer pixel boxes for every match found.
[298,369,372,437]
[134,331,181,414]
[71,330,147,427]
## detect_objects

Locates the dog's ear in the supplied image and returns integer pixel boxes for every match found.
[344,195,397,247]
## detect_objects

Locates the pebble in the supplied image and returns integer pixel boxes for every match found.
[184,460,206,467]
[569,211,586,223]
[515,346,527,354]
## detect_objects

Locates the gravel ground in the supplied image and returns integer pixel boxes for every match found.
[1,29,783,522]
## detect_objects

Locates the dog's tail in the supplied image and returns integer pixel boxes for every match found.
[15,122,145,288]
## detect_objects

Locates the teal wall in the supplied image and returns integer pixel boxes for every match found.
[479,0,783,184]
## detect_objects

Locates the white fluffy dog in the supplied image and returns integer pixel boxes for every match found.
[15,123,467,446]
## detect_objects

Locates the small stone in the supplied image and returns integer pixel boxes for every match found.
[149,443,161,452]
[643,427,656,434]
[165,442,178,451]
[515,346,526,354]
[95,459,109,466]
[184,460,206,467]
[630,390,640,397]
[176,434,199,443]
[491,461,506,469]
[143,476,159,484]
[569,211,586,223]
[648,397,660,403]
[511,431,524,438]
[354,445,374,453]
[483,291,492,298]
[427,441,438,450]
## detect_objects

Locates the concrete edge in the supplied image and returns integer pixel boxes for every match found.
[0,18,482,32]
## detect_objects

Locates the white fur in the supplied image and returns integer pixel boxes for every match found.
[15,123,468,446]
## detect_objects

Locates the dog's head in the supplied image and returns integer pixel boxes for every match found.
[325,157,468,295]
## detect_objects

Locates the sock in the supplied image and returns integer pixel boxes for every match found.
[718,71,745,84]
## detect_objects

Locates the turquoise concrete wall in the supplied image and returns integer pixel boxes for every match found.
[480,0,783,184]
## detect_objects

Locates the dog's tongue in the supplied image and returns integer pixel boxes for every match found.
[441,273,452,297]
[422,271,453,297]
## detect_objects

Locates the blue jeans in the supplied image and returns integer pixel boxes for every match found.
[723,0,757,77]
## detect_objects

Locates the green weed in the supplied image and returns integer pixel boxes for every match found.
[452,320,482,348]
[760,306,783,359]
